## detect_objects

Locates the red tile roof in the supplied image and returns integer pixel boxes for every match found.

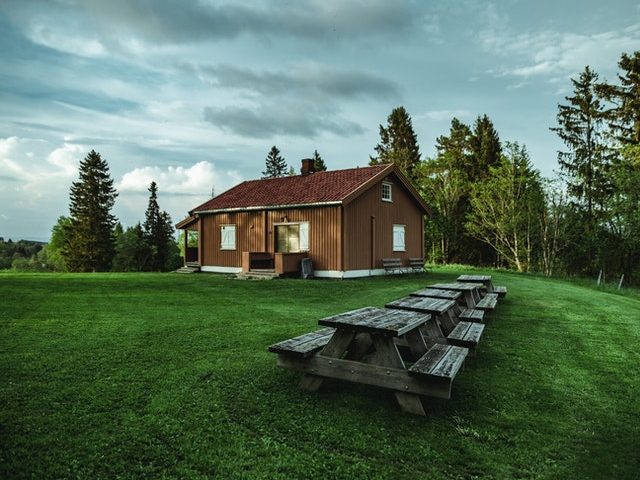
[190,164,394,213]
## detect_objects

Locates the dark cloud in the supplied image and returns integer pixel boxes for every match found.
[203,104,364,139]
[0,175,20,182]
[189,63,399,100]
[3,0,419,47]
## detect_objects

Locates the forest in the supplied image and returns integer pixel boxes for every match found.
[371,50,639,286]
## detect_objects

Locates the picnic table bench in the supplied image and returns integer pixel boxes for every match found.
[385,296,485,355]
[269,306,469,416]
[475,293,498,312]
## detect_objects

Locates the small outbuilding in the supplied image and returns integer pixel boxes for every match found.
[176,160,429,278]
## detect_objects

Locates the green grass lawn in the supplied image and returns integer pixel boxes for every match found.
[1,269,639,479]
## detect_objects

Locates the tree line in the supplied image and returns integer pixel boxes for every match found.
[15,150,181,272]
[369,50,640,285]
[262,147,327,178]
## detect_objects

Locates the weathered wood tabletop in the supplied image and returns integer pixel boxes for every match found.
[385,296,458,333]
[271,307,468,416]
[428,282,484,308]
[457,275,495,292]
[410,288,462,302]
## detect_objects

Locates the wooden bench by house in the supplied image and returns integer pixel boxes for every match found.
[408,257,425,273]
[382,258,403,274]
[475,293,498,312]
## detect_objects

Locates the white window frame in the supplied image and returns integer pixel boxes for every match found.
[382,182,393,202]
[220,224,236,250]
[274,221,310,253]
[393,224,405,252]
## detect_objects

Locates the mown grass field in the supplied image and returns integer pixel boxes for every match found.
[1,268,639,479]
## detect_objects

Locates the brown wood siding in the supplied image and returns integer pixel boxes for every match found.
[343,176,424,270]
[200,206,342,271]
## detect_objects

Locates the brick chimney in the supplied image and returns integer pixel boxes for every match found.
[300,158,316,175]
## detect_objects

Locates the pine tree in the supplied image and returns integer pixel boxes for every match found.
[551,66,612,216]
[369,106,421,182]
[435,118,473,172]
[551,66,613,273]
[598,51,640,145]
[63,150,118,272]
[262,146,287,178]
[312,149,327,171]
[469,114,502,180]
[143,181,177,271]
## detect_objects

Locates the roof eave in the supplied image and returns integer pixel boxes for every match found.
[193,200,343,214]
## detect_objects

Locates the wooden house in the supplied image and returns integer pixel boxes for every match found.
[176,160,429,278]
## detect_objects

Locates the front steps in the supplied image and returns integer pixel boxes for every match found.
[236,269,280,280]
[175,264,201,274]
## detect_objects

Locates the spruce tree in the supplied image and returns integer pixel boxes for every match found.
[312,149,327,171]
[63,150,118,272]
[599,51,640,145]
[369,106,421,182]
[262,146,287,178]
[143,181,177,271]
[551,66,613,273]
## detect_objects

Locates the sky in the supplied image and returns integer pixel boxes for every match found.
[1,0,639,241]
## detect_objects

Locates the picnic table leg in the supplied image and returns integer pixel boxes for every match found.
[419,319,447,345]
[371,336,427,416]
[472,288,482,303]
[345,332,373,361]
[300,329,356,392]
[462,291,475,309]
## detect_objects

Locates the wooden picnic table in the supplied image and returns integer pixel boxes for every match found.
[270,306,468,416]
[457,274,494,292]
[428,282,484,308]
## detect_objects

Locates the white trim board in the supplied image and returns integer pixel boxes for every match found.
[314,269,386,279]
[200,265,243,274]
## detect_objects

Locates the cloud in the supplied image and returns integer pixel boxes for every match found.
[116,161,243,197]
[3,0,419,55]
[415,109,473,121]
[47,143,84,176]
[479,17,640,82]
[203,103,364,139]
[191,63,396,138]
[189,63,399,101]
[0,137,82,194]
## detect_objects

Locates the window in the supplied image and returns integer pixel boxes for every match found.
[220,225,236,250]
[393,224,405,252]
[276,222,309,253]
[382,182,392,202]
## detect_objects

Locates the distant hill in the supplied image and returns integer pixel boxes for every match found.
[0,238,46,269]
